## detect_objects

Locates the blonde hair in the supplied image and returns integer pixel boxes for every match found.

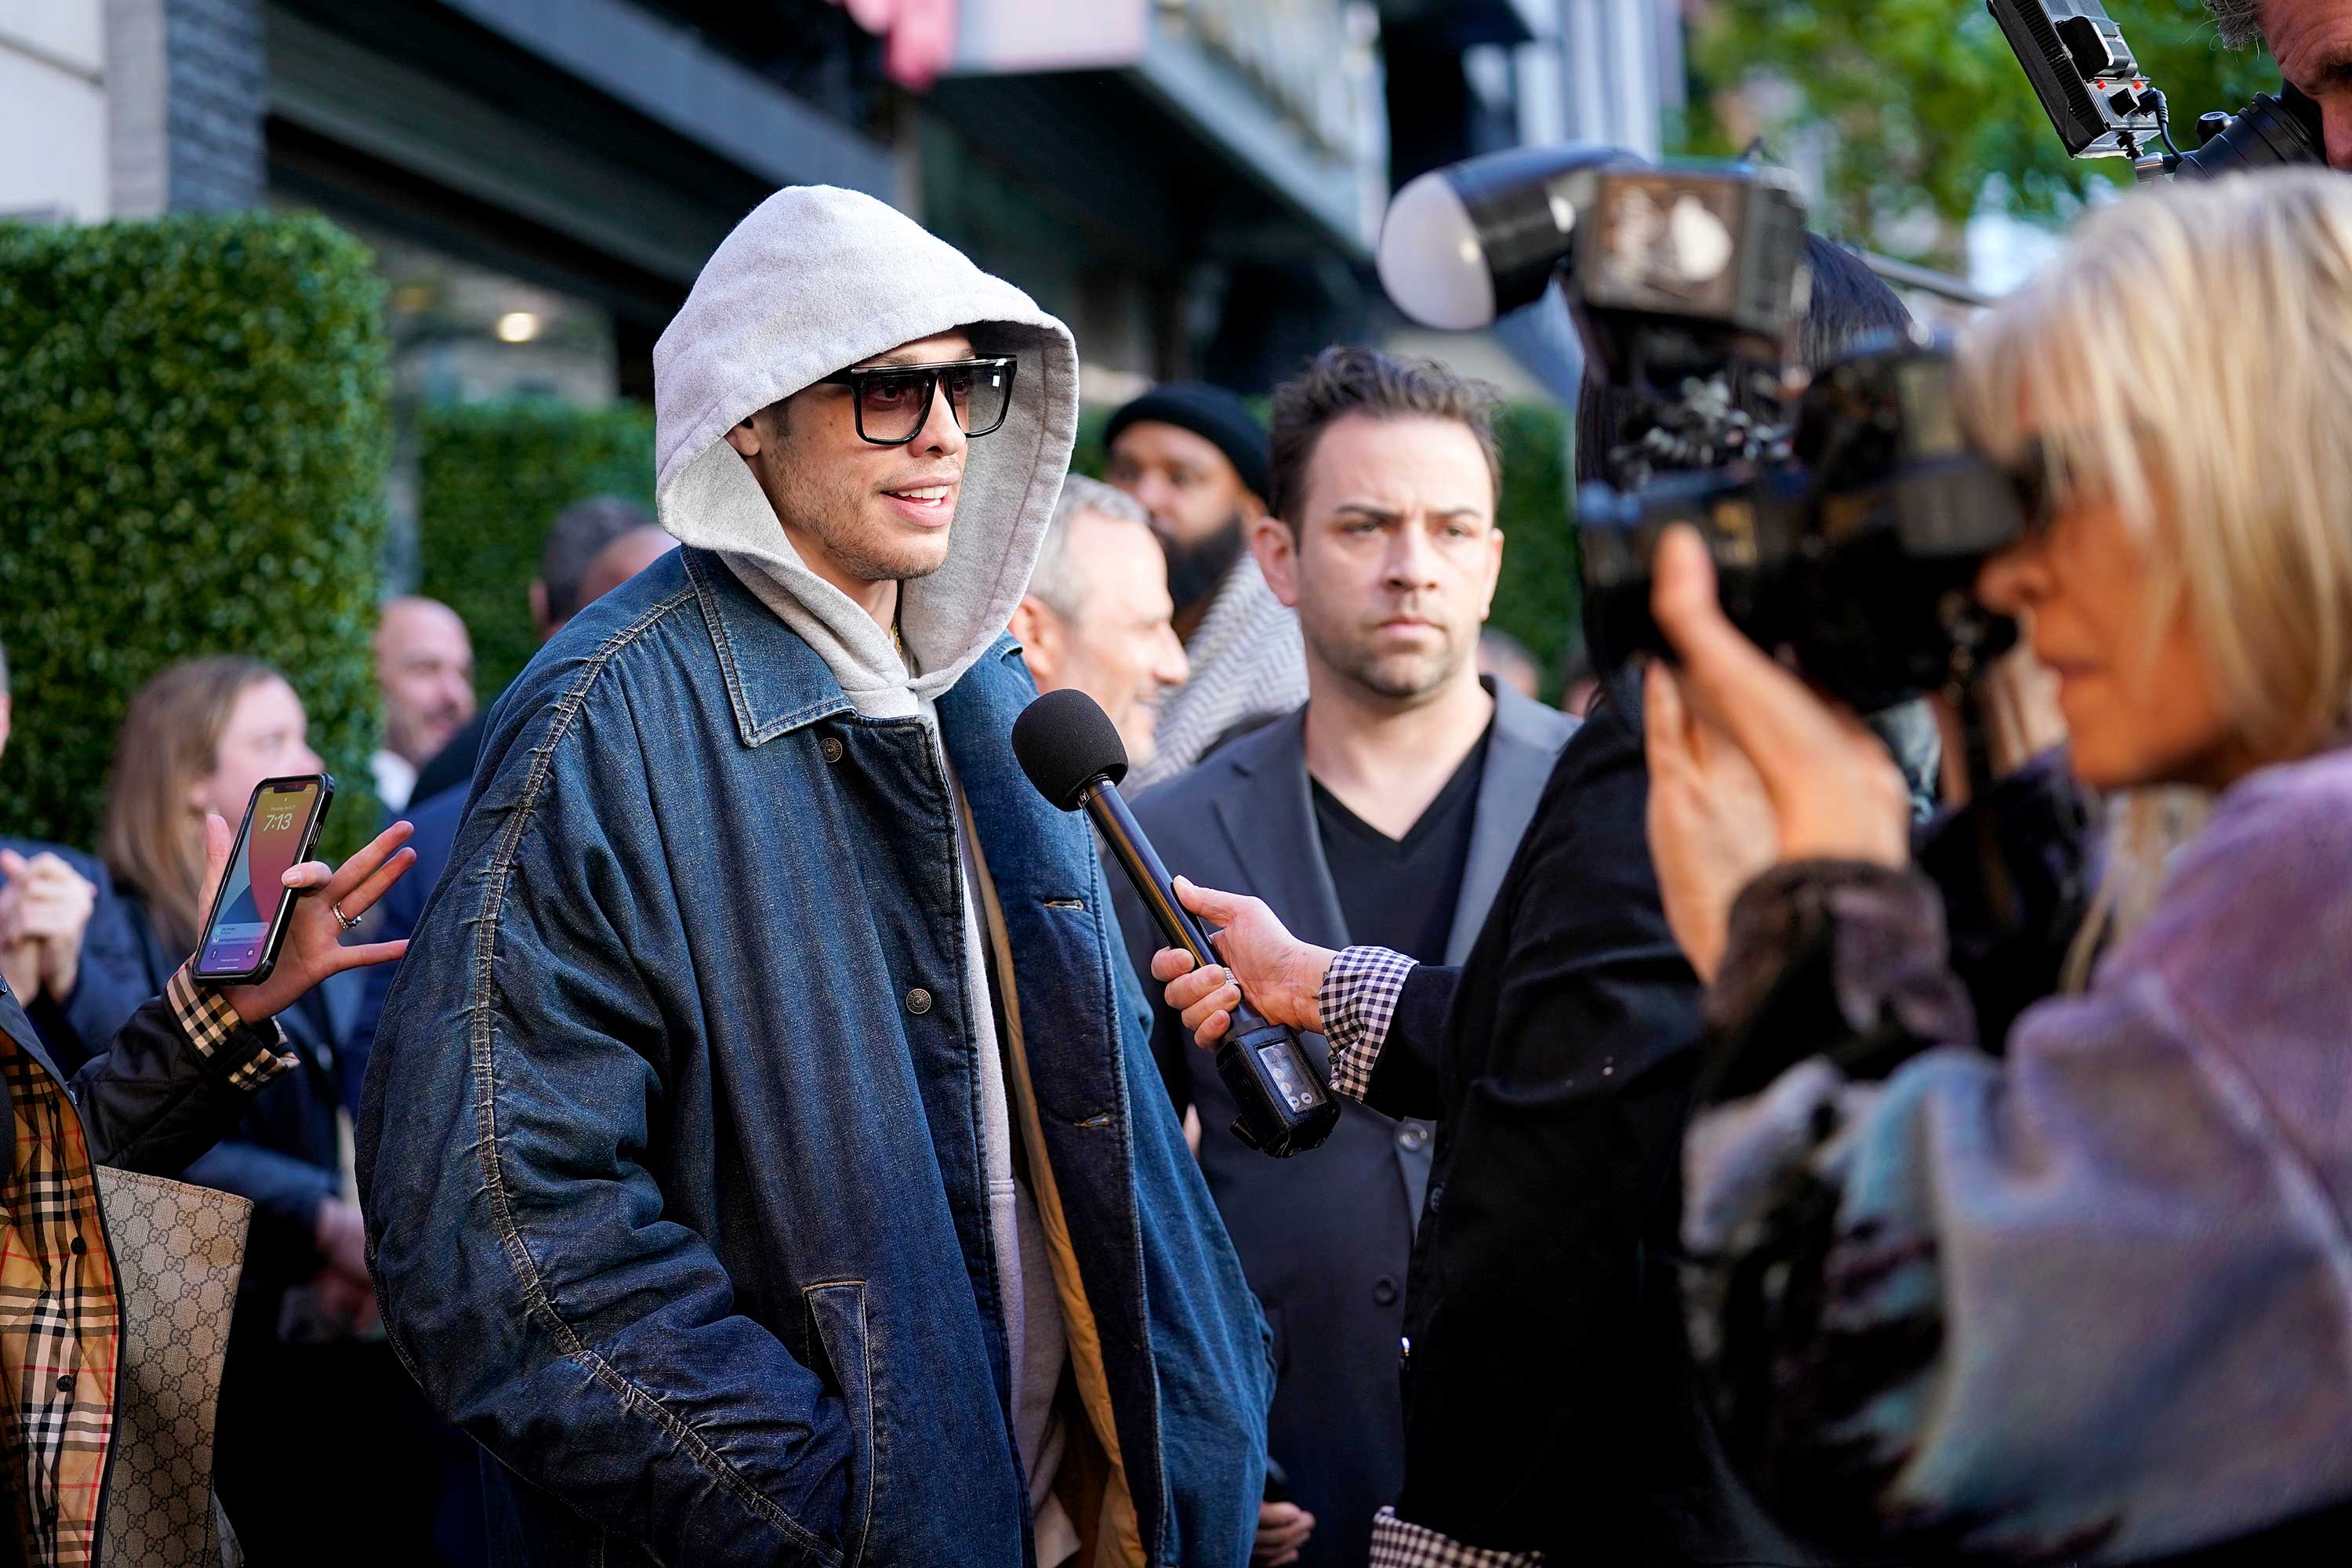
[100,655,281,954]
[1957,169,2352,764]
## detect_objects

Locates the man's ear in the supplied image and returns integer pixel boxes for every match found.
[528,580,553,642]
[1237,485,1268,521]
[1479,527,1504,620]
[1251,514,1301,609]
[724,416,762,458]
[0,691,11,763]
[1011,596,1062,685]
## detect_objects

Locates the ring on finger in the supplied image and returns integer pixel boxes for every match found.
[332,902,361,934]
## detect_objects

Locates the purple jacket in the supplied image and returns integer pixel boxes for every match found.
[1683,746,2352,1563]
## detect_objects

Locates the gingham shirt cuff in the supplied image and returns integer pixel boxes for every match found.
[166,964,296,1090]
[1319,945,1417,1102]
[1369,1507,1543,1566]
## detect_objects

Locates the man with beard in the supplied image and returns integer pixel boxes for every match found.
[2209,0,2352,169]
[1105,383,1308,788]
[1114,347,1575,1567]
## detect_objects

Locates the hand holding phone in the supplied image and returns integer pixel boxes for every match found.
[187,778,418,1024]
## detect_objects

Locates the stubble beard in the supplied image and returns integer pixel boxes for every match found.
[768,452,953,586]
[1312,615,1469,707]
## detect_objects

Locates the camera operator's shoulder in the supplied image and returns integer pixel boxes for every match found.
[2122,746,2352,1027]
[2180,746,2352,891]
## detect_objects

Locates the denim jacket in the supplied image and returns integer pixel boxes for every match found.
[357,546,1271,1568]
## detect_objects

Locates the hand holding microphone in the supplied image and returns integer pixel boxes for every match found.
[1013,688,1338,1158]
[1149,880,1331,1045]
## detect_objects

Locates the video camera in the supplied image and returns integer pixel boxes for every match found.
[1377,149,2027,713]
[1988,1,2322,178]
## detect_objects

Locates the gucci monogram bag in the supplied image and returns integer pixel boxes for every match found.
[93,1167,252,1568]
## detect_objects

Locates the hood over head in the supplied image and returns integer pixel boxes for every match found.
[654,185,1079,705]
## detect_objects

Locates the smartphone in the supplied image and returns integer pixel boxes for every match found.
[191,773,335,985]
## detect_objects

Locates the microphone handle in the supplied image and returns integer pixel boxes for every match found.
[1080,777,1338,1158]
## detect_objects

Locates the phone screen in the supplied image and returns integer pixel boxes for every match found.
[198,780,322,975]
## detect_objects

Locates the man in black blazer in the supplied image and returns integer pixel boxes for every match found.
[1116,347,1575,1567]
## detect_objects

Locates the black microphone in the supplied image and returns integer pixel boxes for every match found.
[1012,688,1338,1158]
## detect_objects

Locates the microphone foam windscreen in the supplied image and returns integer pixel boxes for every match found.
[1012,688,1130,811]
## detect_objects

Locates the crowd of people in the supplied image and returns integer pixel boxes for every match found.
[5,9,2352,1560]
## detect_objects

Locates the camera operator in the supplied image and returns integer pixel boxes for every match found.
[2211,1,2352,168]
[1663,169,2352,1563]
[1154,238,1939,1566]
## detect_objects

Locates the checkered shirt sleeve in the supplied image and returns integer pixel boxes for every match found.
[165,964,296,1087]
[1370,1507,1544,1566]
[1319,945,1418,1102]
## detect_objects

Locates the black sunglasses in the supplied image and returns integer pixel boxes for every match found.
[812,356,1018,447]
[2005,434,2070,534]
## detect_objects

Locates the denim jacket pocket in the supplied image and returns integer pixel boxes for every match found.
[803,1280,877,1566]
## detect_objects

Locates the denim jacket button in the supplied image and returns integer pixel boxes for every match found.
[819,735,845,763]
[905,987,932,1015]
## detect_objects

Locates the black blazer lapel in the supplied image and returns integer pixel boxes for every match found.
[1207,712,1352,956]
[1207,714,1349,1080]
[1445,682,1578,966]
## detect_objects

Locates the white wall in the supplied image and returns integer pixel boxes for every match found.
[0,0,110,220]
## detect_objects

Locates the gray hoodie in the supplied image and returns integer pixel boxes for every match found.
[652,186,1083,1559]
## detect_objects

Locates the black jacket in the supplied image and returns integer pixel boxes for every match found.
[115,891,345,1302]
[1,975,270,1181]
[1114,686,1574,1568]
[1359,670,1822,1563]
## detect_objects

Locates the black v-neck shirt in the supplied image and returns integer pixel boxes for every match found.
[1310,722,1493,963]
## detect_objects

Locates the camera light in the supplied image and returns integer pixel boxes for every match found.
[1375,144,1644,332]
[496,311,542,343]
[1377,171,1497,332]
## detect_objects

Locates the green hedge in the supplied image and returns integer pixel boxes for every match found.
[415,401,656,699]
[0,213,390,858]
[1072,398,1580,697]
[1485,401,1579,695]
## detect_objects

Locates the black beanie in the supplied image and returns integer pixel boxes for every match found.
[1102,382,1270,506]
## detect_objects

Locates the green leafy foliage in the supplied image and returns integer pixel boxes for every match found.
[0,213,390,858]
[1486,402,1579,695]
[414,401,656,699]
[1683,0,2279,261]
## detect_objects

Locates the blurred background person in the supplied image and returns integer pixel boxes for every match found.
[1117,347,1574,1568]
[370,595,475,811]
[1106,382,1308,786]
[1011,474,1188,769]
[98,655,448,1565]
[0,633,147,1068]
[408,496,673,808]
[1475,627,1542,702]
[1663,165,2352,1568]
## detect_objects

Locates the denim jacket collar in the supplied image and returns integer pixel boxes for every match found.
[684,547,855,747]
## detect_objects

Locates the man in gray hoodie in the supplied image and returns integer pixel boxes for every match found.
[361,187,1271,1568]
